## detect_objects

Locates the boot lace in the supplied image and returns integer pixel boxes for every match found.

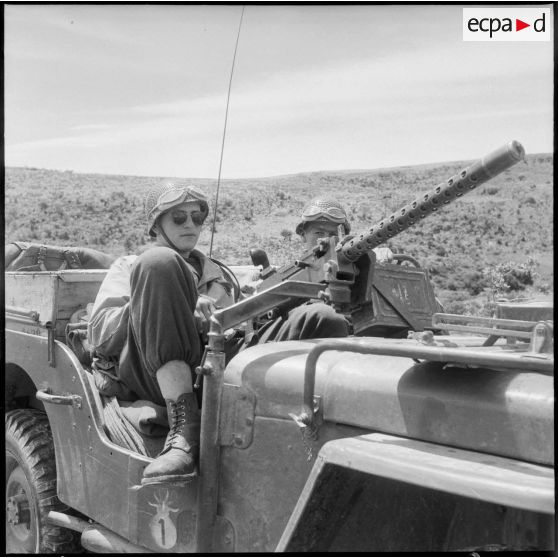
[166,400,188,448]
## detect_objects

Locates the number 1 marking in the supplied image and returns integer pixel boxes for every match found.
[159,518,165,546]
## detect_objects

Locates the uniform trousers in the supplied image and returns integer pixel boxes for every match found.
[115,247,201,406]
[257,302,349,343]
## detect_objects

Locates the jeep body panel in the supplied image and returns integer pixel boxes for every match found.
[225,340,554,465]
[4,329,200,552]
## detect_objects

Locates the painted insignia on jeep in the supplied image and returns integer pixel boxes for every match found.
[149,489,179,549]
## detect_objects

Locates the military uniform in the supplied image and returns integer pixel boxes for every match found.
[88,246,233,406]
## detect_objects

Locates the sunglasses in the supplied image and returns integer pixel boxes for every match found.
[171,211,205,227]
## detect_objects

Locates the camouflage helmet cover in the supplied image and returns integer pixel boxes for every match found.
[144,181,209,237]
[295,197,351,236]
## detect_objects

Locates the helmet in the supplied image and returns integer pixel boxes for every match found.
[295,197,351,236]
[144,182,209,237]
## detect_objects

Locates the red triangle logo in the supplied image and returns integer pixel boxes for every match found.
[516,18,530,31]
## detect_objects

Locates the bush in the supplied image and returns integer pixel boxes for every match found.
[443,291,496,317]
[446,280,460,291]
[280,229,292,241]
[483,257,538,297]
[463,271,488,296]
[538,282,551,295]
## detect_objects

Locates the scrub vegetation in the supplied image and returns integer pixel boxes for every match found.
[5,153,553,315]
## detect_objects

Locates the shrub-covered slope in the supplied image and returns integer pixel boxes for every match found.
[5,153,553,314]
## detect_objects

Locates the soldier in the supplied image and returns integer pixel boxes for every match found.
[255,198,355,343]
[295,197,352,249]
[297,197,393,261]
[88,182,234,486]
[254,197,393,343]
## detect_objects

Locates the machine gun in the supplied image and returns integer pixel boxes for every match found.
[211,141,526,337]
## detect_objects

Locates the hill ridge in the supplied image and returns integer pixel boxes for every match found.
[6,152,552,183]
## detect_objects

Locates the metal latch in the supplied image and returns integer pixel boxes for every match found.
[46,321,56,367]
[289,395,322,461]
[36,388,82,409]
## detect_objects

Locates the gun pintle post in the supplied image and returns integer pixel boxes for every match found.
[341,141,525,263]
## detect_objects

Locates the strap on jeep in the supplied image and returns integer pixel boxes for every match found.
[37,245,51,271]
[64,249,82,269]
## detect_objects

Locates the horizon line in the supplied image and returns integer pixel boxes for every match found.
[5,150,552,183]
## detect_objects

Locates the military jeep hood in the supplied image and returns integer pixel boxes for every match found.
[225,339,553,466]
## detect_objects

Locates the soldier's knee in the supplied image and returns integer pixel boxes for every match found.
[300,304,349,336]
[304,303,340,320]
[133,246,181,276]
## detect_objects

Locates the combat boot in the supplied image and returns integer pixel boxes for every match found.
[141,392,200,485]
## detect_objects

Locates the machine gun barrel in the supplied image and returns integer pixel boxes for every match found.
[341,140,525,262]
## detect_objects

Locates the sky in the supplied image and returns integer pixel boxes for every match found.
[4,4,554,179]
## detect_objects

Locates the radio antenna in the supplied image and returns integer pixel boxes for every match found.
[209,5,245,257]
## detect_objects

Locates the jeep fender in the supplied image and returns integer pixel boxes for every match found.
[277,433,555,552]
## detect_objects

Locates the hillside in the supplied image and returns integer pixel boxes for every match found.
[5,153,553,315]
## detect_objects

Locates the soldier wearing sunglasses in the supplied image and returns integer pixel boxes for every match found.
[88,182,234,486]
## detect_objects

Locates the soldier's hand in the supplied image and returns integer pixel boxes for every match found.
[241,278,263,296]
[195,294,217,333]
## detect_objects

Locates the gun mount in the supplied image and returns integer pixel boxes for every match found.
[210,141,526,336]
